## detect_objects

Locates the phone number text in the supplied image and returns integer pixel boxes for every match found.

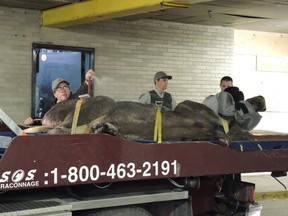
[46,160,178,184]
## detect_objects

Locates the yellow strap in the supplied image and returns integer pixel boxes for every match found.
[23,126,50,133]
[71,99,83,134]
[153,106,162,143]
[220,117,229,134]
[240,144,243,151]
[157,107,162,143]
[153,110,158,141]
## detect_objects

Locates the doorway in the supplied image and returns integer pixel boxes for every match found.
[32,43,94,118]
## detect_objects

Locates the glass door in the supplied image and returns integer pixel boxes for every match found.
[32,43,94,118]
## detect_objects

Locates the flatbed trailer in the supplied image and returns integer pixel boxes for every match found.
[1,132,288,215]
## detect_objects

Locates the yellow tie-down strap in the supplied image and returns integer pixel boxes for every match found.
[154,106,162,143]
[71,99,83,134]
[220,117,229,134]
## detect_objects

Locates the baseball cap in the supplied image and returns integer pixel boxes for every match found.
[154,71,172,81]
[52,78,70,91]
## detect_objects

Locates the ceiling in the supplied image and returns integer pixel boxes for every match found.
[1,0,288,33]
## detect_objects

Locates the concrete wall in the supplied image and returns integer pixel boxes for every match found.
[0,6,234,124]
[233,30,288,132]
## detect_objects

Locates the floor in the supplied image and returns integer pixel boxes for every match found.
[242,172,288,216]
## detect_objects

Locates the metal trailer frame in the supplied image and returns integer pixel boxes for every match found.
[1,133,288,215]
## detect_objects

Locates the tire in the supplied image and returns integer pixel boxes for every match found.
[81,206,152,216]
[169,200,193,216]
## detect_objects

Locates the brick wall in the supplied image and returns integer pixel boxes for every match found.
[0,6,234,124]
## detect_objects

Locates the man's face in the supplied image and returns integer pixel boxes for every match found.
[220,80,233,92]
[53,82,71,102]
[156,78,169,91]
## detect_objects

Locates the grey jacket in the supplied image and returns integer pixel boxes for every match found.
[203,92,262,131]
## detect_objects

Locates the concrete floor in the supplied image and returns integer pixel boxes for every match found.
[242,173,288,216]
[258,199,287,216]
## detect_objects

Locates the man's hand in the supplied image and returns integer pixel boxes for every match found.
[85,69,95,84]
[24,117,34,126]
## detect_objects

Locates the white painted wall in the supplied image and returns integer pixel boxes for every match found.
[233,30,288,133]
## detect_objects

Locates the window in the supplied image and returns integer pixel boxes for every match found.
[31,43,94,118]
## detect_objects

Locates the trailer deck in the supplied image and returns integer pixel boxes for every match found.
[0,127,288,215]
[1,133,288,191]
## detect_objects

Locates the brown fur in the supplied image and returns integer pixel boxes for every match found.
[246,95,266,112]
[42,95,266,145]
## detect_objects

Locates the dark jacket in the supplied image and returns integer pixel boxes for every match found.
[149,90,173,110]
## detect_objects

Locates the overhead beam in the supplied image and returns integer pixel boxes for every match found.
[42,0,210,28]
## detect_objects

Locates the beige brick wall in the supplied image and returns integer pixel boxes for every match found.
[0,6,233,124]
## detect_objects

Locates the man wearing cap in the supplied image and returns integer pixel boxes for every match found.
[138,71,176,110]
[203,76,234,114]
[24,69,95,126]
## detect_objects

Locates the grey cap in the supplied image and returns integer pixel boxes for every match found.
[52,78,70,91]
[154,71,172,81]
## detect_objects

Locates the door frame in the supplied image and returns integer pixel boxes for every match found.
[31,43,95,118]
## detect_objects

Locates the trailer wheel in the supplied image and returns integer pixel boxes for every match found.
[83,206,152,216]
[169,200,193,216]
